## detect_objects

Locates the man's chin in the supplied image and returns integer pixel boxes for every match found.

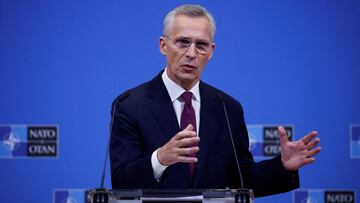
[177,73,199,85]
[179,72,197,80]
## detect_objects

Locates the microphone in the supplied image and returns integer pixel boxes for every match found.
[217,92,253,203]
[93,92,130,203]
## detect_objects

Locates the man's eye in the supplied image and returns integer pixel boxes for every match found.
[176,39,191,45]
[195,42,210,51]
[196,41,209,47]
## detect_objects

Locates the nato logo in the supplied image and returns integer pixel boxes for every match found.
[350,124,360,158]
[294,190,355,203]
[247,125,293,159]
[325,191,355,203]
[0,125,58,158]
[54,189,85,203]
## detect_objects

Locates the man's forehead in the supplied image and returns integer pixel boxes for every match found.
[171,15,212,40]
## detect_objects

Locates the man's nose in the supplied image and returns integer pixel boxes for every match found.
[185,43,197,59]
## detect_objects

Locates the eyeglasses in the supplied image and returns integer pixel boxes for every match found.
[164,35,212,55]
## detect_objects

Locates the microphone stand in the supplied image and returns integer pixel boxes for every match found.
[93,93,129,203]
[219,92,253,203]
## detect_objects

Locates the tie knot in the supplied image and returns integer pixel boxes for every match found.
[181,91,193,104]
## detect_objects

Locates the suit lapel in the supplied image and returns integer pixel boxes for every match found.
[146,72,192,185]
[146,77,179,142]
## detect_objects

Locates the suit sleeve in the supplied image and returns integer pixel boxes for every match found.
[109,96,159,188]
[226,101,299,197]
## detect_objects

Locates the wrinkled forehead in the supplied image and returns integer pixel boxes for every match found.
[169,15,212,41]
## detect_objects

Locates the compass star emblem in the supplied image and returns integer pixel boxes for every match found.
[248,133,257,151]
[65,197,77,203]
[3,133,21,151]
[301,197,317,203]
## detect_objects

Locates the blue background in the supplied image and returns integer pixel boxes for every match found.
[1,0,359,202]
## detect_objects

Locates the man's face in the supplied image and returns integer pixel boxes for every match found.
[160,15,215,89]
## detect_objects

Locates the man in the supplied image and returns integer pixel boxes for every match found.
[110,4,321,197]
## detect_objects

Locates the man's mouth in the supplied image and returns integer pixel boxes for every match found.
[182,64,196,70]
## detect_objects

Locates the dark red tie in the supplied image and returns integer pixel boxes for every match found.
[180,91,197,177]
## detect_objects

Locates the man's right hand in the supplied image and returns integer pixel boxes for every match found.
[157,124,200,166]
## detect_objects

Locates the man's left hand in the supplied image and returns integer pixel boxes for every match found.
[279,126,321,171]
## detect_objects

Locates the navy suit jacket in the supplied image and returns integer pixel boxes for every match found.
[110,71,299,197]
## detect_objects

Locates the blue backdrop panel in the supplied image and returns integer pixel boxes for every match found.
[0,1,359,203]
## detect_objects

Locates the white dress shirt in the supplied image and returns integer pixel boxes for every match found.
[151,68,201,180]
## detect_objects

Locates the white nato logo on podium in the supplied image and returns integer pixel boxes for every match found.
[53,189,85,203]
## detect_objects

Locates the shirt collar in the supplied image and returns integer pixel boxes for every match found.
[162,68,200,102]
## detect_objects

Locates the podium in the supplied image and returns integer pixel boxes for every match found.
[87,189,254,203]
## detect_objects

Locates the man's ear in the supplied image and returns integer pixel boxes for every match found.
[159,36,167,55]
[207,42,215,60]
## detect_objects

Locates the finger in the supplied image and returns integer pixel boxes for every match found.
[306,146,321,157]
[278,126,288,145]
[301,157,316,166]
[174,130,197,140]
[302,131,318,144]
[178,156,198,163]
[183,124,194,131]
[177,137,200,147]
[305,138,320,150]
[177,146,200,155]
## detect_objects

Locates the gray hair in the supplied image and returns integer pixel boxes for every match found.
[163,4,216,41]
